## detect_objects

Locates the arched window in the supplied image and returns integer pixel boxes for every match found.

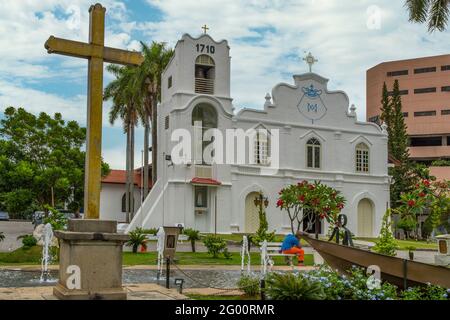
[121,193,135,213]
[356,142,369,172]
[192,103,218,164]
[306,138,321,169]
[121,193,126,213]
[195,55,215,94]
[254,130,270,165]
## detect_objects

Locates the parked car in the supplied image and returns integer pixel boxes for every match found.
[0,211,9,221]
[58,209,76,220]
[32,211,45,229]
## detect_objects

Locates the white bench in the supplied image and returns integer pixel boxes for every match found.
[265,242,297,267]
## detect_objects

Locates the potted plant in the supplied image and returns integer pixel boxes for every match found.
[126,228,147,253]
[183,228,201,252]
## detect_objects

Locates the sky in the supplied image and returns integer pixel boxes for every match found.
[0,0,449,169]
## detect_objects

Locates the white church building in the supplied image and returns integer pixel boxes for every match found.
[125,33,390,237]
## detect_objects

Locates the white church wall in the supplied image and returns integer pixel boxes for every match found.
[100,183,141,223]
[129,33,390,238]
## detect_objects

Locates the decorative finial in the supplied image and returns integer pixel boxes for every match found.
[201,24,209,34]
[349,104,357,117]
[303,52,318,73]
[264,93,273,108]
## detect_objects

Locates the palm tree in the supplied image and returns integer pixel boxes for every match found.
[135,42,174,197]
[104,65,143,222]
[405,0,450,32]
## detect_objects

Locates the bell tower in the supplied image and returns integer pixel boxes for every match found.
[161,32,231,103]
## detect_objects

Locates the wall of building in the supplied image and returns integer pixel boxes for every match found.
[367,54,450,161]
[100,183,141,223]
[128,34,390,238]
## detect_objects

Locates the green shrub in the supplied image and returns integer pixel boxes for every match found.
[141,228,158,235]
[183,228,201,252]
[431,159,450,167]
[237,275,260,297]
[19,234,37,248]
[265,272,326,300]
[401,284,449,300]
[126,228,147,253]
[251,201,276,245]
[203,235,231,259]
[396,217,417,239]
[306,265,398,300]
[373,209,398,256]
[43,206,68,231]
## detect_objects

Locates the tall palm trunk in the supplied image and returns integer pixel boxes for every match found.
[143,113,150,199]
[125,126,131,223]
[130,123,135,220]
[151,95,158,185]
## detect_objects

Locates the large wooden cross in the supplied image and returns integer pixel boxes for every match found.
[44,3,144,219]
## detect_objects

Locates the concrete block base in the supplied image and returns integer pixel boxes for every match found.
[434,255,450,267]
[53,283,127,300]
[53,219,129,300]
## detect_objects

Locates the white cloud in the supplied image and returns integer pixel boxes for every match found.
[141,0,450,119]
[0,80,87,123]
[2,0,450,168]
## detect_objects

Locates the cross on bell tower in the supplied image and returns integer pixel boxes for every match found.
[303,52,318,73]
[201,24,209,34]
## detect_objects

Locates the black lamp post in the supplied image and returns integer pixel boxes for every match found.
[254,193,269,209]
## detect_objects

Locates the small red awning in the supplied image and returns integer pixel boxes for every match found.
[191,177,222,186]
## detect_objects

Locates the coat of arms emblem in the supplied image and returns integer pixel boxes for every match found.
[297,84,327,123]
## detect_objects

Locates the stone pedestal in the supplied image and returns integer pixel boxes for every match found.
[434,234,450,267]
[53,220,129,300]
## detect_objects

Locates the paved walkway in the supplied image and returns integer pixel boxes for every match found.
[0,264,316,272]
[0,283,188,300]
[0,221,33,252]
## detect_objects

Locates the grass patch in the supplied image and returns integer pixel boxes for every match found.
[0,246,43,265]
[0,247,313,267]
[202,233,309,246]
[357,238,438,250]
[186,294,259,300]
[123,251,314,266]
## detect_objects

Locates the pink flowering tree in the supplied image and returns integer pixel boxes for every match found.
[395,179,450,239]
[276,180,346,235]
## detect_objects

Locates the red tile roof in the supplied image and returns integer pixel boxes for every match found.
[101,169,151,188]
[190,177,222,186]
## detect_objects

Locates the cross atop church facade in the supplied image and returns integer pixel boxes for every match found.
[303,52,318,73]
[44,3,144,219]
[202,24,209,34]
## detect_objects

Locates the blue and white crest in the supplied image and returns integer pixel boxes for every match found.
[302,84,322,98]
[297,84,327,123]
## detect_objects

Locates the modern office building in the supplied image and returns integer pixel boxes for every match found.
[367,54,450,163]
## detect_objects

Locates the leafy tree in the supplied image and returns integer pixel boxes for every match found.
[203,234,232,259]
[431,159,450,166]
[183,228,201,252]
[405,0,450,32]
[390,80,410,164]
[0,107,110,218]
[276,181,346,234]
[373,209,398,256]
[253,202,275,245]
[104,65,142,222]
[381,80,415,208]
[135,42,174,195]
[126,228,147,253]
[394,179,450,238]
[380,82,393,152]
